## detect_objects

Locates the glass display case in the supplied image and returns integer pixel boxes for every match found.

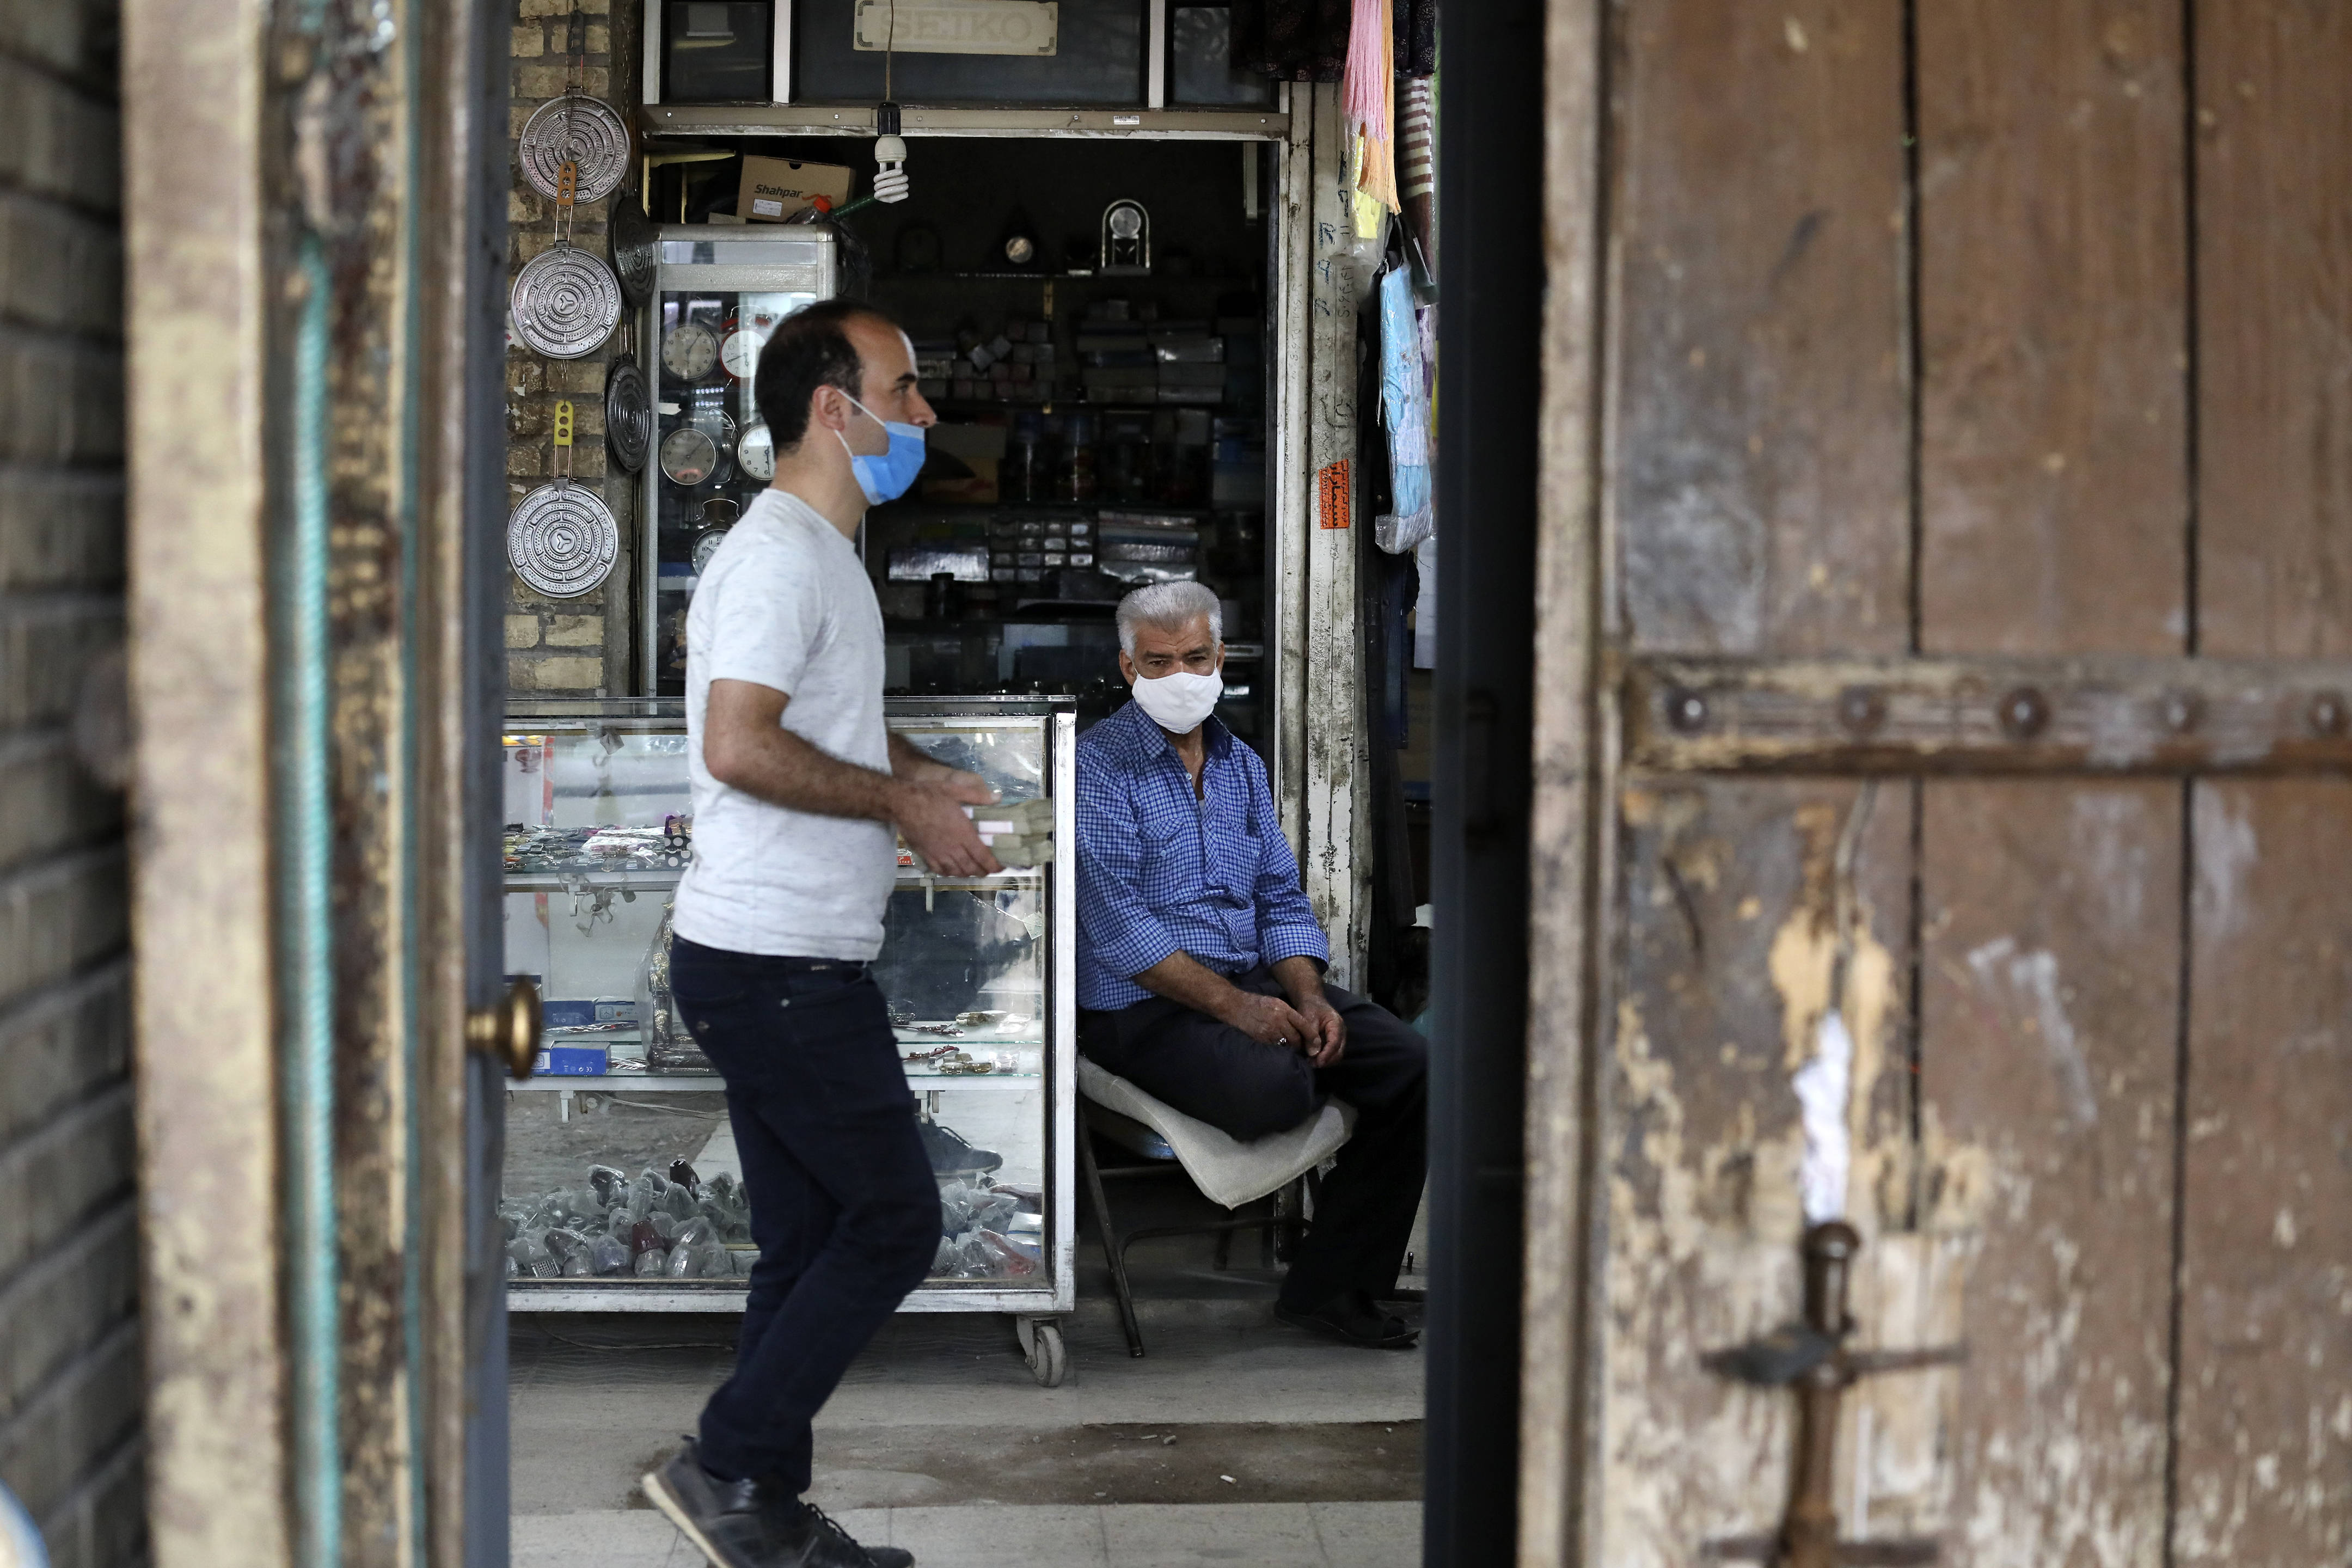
[499,697,1077,1379]
[642,225,854,696]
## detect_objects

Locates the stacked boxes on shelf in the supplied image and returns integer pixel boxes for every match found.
[917,318,1060,404]
[989,516,1096,585]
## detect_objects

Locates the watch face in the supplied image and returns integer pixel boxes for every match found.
[658,426,719,486]
[1003,234,1036,266]
[691,526,731,572]
[660,320,719,382]
[1108,202,1144,240]
[737,420,775,482]
[720,328,767,379]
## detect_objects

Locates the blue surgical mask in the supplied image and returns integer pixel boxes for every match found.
[835,392,927,506]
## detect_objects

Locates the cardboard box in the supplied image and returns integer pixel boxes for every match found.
[738,156,856,223]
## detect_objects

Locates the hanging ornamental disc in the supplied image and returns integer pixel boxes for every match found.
[510,243,621,359]
[605,356,651,473]
[508,480,620,598]
[519,93,630,205]
[611,192,659,307]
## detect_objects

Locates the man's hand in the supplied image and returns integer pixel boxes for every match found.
[1221,989,1312,1049]
[893,778,1003,878]
[1294,993,1346,1068]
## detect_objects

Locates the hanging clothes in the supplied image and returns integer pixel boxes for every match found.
[1344,0,1400,224]
[1394,0,1438,77]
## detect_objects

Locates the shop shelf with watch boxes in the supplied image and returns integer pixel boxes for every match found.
[642,222,863,697]
[500,697,1078,1379]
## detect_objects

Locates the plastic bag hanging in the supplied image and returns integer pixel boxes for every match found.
[1373,268,1433,554]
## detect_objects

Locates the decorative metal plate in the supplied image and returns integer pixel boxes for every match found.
[604,355,651,473]
[610,192,658,306]
[508,481,619,598]
[519,94,630,204]
[510,243,621,359]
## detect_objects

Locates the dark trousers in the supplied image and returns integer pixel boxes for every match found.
[668,938,939,1492]
[1078,967,1428,1310]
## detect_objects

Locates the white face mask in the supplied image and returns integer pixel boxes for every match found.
[1128,667,1223,733]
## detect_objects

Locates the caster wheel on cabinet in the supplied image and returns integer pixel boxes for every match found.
[1019,1318,1067,1387]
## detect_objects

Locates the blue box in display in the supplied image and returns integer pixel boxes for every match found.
[535,1045,610,1076]
[543,998,636,1029]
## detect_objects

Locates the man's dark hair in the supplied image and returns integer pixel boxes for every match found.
[753,298,903,452]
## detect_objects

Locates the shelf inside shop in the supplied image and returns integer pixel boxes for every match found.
[505,868,687,890]
[892,866,1046,887]
[512,1065,1043,1094]
[878,272,1264,286]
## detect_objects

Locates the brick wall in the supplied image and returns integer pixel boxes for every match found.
[0,0,145,1563]
[506,0,640,697]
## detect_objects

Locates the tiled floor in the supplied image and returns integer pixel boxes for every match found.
[512,1502,1423,1568]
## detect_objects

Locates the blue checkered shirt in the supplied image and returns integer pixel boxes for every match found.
[1074,699,1330,1010]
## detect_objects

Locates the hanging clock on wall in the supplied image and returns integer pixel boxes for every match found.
[661,320,720,383]
[737,420,775,483]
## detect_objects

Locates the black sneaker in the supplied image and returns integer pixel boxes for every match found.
[1275,1288,1422,1349]
[645,1440,913,1568]
[770,1500,914,1568]
[644,1441,795,1567]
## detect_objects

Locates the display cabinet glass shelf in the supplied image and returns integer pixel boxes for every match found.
[499,697,1077,1379]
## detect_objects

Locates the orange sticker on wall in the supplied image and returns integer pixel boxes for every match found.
[1316,460,1351,529]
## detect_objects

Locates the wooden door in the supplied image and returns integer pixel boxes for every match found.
[125,1,514,1563]
[1518,3,2351,1564]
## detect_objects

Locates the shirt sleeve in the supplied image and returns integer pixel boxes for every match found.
[705,531,824,697]
[1245,751,1331,969]
[1074,751,1183,982]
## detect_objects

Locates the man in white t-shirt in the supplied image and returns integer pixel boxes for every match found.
[644,298,995,1568]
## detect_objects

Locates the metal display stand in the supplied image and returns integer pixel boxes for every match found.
[500,697,1079,1387]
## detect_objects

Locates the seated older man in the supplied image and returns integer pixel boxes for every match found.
[1074,581,1428,1349]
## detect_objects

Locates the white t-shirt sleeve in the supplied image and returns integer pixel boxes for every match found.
[705,527,826,697]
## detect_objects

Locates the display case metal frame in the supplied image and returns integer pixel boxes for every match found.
[501,697,1079,1333]
[639,226,848,694]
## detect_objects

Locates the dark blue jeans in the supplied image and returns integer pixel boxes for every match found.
[669,937,939,1492]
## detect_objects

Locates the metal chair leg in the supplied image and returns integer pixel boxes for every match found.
[1080,1132,1148,1357]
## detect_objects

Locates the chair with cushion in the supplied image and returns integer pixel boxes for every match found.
[1076,1058,1353,1356]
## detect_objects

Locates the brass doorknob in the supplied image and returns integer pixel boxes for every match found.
[467,978,540,1081]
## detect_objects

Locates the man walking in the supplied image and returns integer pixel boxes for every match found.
[642,299,999,1568]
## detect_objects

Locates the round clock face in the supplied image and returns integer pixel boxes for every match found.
[660,320,719,382]
[1108,203,1144,240]
[720,327,767,380]
[737,420,775,482]
[658,426,719,487]
[1003,234,1036,266]
[691,526,732,573]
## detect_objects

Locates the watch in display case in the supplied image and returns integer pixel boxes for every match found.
[658,425,720,487]
[737,420,775,482]
[661,319,720,382]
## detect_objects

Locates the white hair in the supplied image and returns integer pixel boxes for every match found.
[1115,580,1223,656]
